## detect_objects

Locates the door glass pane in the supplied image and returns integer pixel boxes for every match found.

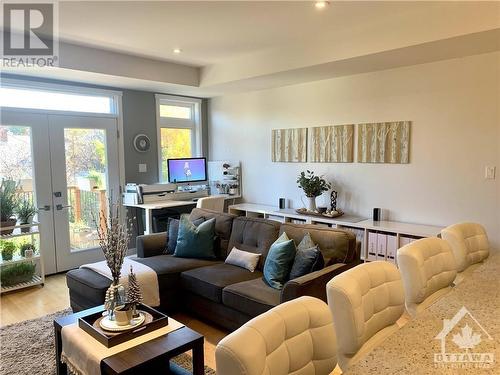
[159,104,191,119]
[64,128,107,251]
[160,128,192,182]
[0,125,38,254]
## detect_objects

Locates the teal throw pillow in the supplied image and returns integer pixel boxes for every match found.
[174,215,216,259]
[263,232,297,289]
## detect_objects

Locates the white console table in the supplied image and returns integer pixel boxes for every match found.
[228,203,444,264]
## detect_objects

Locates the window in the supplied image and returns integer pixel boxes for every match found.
[0,87,115,114]
[156,95,202,182]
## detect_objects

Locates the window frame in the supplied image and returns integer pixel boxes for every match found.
[0,78,121,117]
[155,94,202,182]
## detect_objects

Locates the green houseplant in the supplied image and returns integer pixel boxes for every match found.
[15,198,37,232]
[1,241,16,261]
[297,171,331,212]
[0,262,36,286]
[0,179,18,235]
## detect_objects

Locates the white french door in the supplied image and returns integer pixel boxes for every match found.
[0,110,121,273]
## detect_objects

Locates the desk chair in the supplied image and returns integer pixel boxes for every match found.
[196,196,225,212]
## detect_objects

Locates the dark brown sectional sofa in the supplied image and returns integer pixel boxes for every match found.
[66,208,360,331]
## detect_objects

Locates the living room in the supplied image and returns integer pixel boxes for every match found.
[0,1,499,374]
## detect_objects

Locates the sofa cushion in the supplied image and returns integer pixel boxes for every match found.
[222,278,281,317]
[228,217,280,270]
[181,263,262,303]
[189,208,236,259]
[132,254,220,290]
[280,223,357,265]
[174,216,217,259]
[225,247,261,272]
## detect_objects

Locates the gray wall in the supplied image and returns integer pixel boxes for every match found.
[2,74,208,184]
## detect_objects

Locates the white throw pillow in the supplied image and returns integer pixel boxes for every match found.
[225,247,261,272]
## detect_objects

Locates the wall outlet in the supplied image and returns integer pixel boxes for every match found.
[485,166,496,180]
[139,163,147,173]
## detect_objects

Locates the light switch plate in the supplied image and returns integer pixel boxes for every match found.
[139,164,147,173]
[485,166,496,180]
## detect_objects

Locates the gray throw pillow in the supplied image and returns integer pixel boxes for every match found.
[165,216,204,254]
[225,247,261,272]
[289,244,324,280]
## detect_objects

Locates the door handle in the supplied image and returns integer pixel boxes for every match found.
[38,205,51,211]
[56,204,71,211]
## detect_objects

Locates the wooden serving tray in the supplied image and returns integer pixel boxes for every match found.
[78,303,168,348]
[295,208,344,219]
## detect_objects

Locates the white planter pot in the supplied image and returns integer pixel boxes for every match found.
[307,197,317,212]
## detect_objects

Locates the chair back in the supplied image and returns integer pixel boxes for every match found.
[397,237,457,316]
[216,296,337,375]
[326,261,404,370]
[196,196,225,212]
[441,222,489,272]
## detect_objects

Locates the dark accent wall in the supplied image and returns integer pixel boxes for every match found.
[1,74,208,184]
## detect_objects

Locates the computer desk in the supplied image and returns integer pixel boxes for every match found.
[124,195,240,234]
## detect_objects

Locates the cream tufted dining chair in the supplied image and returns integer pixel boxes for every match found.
[195,196,225,212]
[326,261,405,371]
[215,296,337,375]
[397,238,457,317]
[441,222,489,273]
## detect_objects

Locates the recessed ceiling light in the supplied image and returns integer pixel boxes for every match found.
[315,1,329,9]
[173,48,182,54]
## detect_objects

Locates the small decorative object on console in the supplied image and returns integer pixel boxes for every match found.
[330,190,338,211]
[297,170,331,212]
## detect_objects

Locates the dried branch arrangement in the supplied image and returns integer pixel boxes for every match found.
[94,198,132,284]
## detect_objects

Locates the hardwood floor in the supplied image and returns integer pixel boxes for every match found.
[0,273,228,370]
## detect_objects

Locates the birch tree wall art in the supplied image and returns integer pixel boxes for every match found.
[357,121,411,163]
[271,128,307,162]
[308,124,354,163]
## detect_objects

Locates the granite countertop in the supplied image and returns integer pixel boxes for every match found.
[346,252,500,375]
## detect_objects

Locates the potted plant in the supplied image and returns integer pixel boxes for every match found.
[15,198,37,232]
[297,171,331,212]
[20,242,36,257]
[0,179,18,235]
[1,241,16,261]
[228,184,238,195]
[0,262,36,286]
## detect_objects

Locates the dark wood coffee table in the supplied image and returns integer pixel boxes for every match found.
[54,306,205,375]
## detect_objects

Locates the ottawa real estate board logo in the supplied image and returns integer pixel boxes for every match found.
[2,1,58,67]
[434,306,494,369]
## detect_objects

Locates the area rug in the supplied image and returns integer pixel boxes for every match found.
[0,309,216,375]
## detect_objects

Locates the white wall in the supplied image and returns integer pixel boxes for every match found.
[209,52,500,249]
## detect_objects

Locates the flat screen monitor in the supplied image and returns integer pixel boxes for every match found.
[167,157,207,184]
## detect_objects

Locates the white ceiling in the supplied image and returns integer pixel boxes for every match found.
[3,1,500,96]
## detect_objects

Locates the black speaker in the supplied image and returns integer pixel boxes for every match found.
[373,208,381,221]
[279,198,286,209]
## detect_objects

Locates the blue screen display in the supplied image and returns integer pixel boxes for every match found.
[168,158,207,183]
